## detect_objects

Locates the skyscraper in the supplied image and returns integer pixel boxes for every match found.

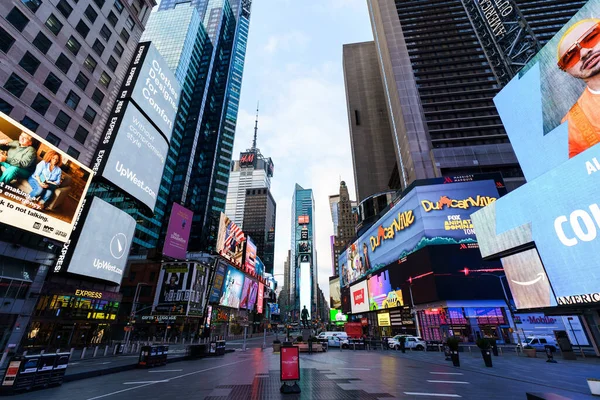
[329,181,356,277]
[290,184,317,320]
[242,187,276,274]
[342,41,404,202]
[362,0,584,192]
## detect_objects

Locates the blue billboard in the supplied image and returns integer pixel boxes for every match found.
[208,260,227,303]
[473,0,600,308]
[219,266,245,309]
[339,180,500,287]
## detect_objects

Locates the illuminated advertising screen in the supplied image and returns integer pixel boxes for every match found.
[298,215,309,225]
[367,269,394,310]
[215,213,245,266]
[298,241,311,253]
[269,303,280,315]
[255,256,265,277]
[240,278,258,310]
[219,266,245,309]
[0,113,92,242]
[244,236,257,274]
[56,197,135,285]
[162,203,193,259]
[208,260,227,303]
[473,0,600,307]
[299,262,311,319]
[330,309,348,323]
[329,277,341,309]
[339,180,499,287]
[350,280,369,314]
[239,151,256,167]
[153,262,209,315]
[341,287,351,314]
[377,313,391,327]
[257,283,264,314]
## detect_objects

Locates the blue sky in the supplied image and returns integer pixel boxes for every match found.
[232,0,373,298]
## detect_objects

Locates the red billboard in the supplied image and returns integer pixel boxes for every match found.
[280,346,300,381]
[257,283,264,314]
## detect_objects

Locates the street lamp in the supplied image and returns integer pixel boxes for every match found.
[124,282,150,347]
[480,273,523,350]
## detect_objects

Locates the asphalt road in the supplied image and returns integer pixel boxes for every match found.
[8,345,600,399]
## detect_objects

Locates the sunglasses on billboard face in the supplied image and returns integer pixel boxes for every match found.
[558,22,600,70]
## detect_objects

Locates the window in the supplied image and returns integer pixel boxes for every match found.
[75,20,90,38]
[0,27,15,53]
[4,73,27,97]
[21,0,43,13]
[540,339,548,344]
[74,125,89,144]
[113,0,124,13]
[20,116,39,132]
[99,72,111,88]
[54,53,72,74]
[113,41,124,57]
[93,0,105,8]
[43,72,62,94]
[120,28,130,43]
[65,90,80,110]
[83,55,97,73]
[0,98,13,114]
[107,56,118,72]
[84,5,98,23]
[125,16,135,30]
[66,36,81,55]
[45,132,61,146]
[32,32,51,54]
[18,51,41,75]
[92,39,105,56]
[83,106,97,124]
[45,14,63,35]
[74,72,89,91]
[56,0,73,18]
[31,93,51,115]
[67,146,80,159]
[132,0,143,16]
[107,11,118,27]
[7,7,29,32]
[100,24,112,42]
[91,88,105,105]
[54,110,71,131]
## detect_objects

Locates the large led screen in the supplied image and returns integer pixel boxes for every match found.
[367,270,394,310]
[244,236,257,274]
[219,266,245,309]
[330,309,348,323]
[153,262,209,315]
[58,197,135,285]
[0,113,92,242]
[162,203,193,259]
[473,0,600,307]
[208,260,227,303]
[329,277,341,309]
[339,180,499,287]
[299,262,311,320]
[350,280,369,314]
[240,278,258,310]
[215,213,245,266]
[257,283,264,314]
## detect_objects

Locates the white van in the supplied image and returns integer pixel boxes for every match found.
[518,335,558,352]
[317,332,349,348]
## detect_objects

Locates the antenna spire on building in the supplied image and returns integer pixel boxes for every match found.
[252,101,259,150]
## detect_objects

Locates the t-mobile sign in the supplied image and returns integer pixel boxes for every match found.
[163,202,193,259]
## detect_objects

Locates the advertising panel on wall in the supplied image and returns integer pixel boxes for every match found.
[244,236,257,274]
[330,309,348,323]
[341,286,351,314]
[300,262,311,319]
[339,180,500,287]
[257,283,264,314]
[54,197,135,285]
[153,262,209,315]
[350,280,369,314]
[219,266,245,309]
[368,269,395,310]
[472,0,600,307]
[255,256,265,277]
[215,213,245,266]
[239,278,259,310]
[0,113,93,242]
[329,277,341,309]
[162,203,193,259]
[208,260,228,303]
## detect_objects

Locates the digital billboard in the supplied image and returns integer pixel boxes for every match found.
[350,280,369,314]
[215,213,245,266]
[473,0,600,307]
[299,262,311,319]
[219,266,245,309]
[367,270,394,310]
[208,260,227,303]
[255,256,265,277]
[339,180,500,287]
[153,262,209,315]
[240,278,258,310]
[298,215,309,225]
[298,241,311,253]
[257,283,264,314]
[55,197,135,285]
[330,309,348,323]
[329,277,341,309]
[244,236,257,274]
[128,43,180,141]
[0,113,92,242]
[269,303,280,315]
[239,151,256,168]
[341,287,351,314]
[162,203,193,259]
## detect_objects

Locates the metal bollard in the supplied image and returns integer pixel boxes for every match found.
[41,350,45,355]
[93,346,98,357]
[81,348,87,359]
[104,346,109,356]
[499,347,503,356]
[70,348,75,357]
[113,345,118,355]
[22,351,27,356]
[56,349,60,354]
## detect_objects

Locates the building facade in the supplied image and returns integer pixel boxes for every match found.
[242,187,276,274]
[329,181,356,278]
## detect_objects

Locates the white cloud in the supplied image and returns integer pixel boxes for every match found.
[263,31,310,54]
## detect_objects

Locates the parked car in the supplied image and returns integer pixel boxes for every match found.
[317,332,349,348]
[387,334,413,345]
[517,336,558,352]
[389,336,426,350]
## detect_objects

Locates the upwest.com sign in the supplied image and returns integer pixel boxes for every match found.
[421,195,497,212]
[370,210,415,252]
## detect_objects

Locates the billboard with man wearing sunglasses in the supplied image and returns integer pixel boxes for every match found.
[473,0,600,310]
